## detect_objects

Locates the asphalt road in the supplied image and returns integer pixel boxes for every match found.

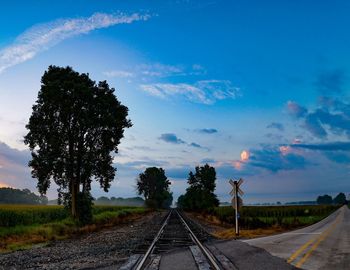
[244,205,350,269]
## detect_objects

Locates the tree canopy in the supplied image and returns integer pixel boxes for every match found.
[333,192,347,205]
[177,164,219,210]
[316,194,333,205]
[136,167,172,208]
[24,66,131,221]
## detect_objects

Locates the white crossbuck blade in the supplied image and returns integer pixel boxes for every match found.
[229,179,244,196]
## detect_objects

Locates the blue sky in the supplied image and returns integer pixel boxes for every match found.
[1,0,350,203]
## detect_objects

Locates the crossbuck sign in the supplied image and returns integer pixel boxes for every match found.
[229,178,244,236]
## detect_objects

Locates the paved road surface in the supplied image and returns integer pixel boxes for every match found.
[244,205,350,269]
[158,240,298,270]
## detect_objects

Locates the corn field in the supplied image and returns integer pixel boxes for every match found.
[206,205,339,229]
[0,205,144,227]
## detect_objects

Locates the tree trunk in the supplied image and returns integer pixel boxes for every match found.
[71,181,79,218]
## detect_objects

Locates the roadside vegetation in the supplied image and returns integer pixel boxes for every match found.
[0,204,149,253]
[208,205,339,229]
[195,205,340,239]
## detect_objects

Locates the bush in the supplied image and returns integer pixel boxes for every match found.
[76,192,93,225]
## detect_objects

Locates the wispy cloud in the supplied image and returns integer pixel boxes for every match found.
[103,70,134,78]
[0,12,151,73]
[195,128,218,134]
[159,133,207,150]
[104,62,206,80]
[159,133,185,144]
[189,142,202,148]
[138,63,184,77]
[140,80,240,104]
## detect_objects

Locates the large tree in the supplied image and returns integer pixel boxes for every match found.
[136,167,172,208]
[177,164,219,210]
[316,194,333,205]
[24,66,131,219]
[333,192,346,205]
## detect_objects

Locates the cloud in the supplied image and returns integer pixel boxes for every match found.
[303,112,327,138]
[158,133,208,150]
[0,141,34,191]
[248,147,307,172]
[195,128,218,134]
[240,150,250,161]
[0,142,30,166]
[137,63,184,77]
[289,98,350,139]
[201,158,215,163]
[140,80,240,104]
[103,70,134,78]
[291,141,350,151]
[0,12,150,73]
[104,62,206,81]
[159,133,185,144]
[290,141,350,164]
[266,122,284,131]
[189,142,202,148]
[315,69,345,95]
[286,101,307,118]
[117,159,169,170]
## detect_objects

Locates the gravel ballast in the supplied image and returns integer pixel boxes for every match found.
[0,211,167,270]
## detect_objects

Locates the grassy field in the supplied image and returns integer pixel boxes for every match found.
[199,205,340,239]
[0,204,149,252]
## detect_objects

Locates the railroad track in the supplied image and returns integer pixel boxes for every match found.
[120,209,237,270]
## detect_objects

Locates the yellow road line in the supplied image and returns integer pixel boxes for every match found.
[287,236,318,263]
[295,214,342,268]
[287,209,343,265]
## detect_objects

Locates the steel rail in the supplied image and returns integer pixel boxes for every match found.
[134,209,221,270]
[134,210,173,270]
[176,210,221,270]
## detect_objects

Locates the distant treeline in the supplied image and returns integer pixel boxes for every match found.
[219,192,348,206]
[49,196,145,207]
[317,193,347,205]
[94,196,145,207]
[220,201,317,206]
[0,188,48,205]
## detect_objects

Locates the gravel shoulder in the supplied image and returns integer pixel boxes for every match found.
[0,211,167,270]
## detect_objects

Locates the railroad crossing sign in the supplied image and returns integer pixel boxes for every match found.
[229,178,244,236]
[229,178,244,197]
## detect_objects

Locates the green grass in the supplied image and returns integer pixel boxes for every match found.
[0,205,149,252]
[206,205,339,229]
